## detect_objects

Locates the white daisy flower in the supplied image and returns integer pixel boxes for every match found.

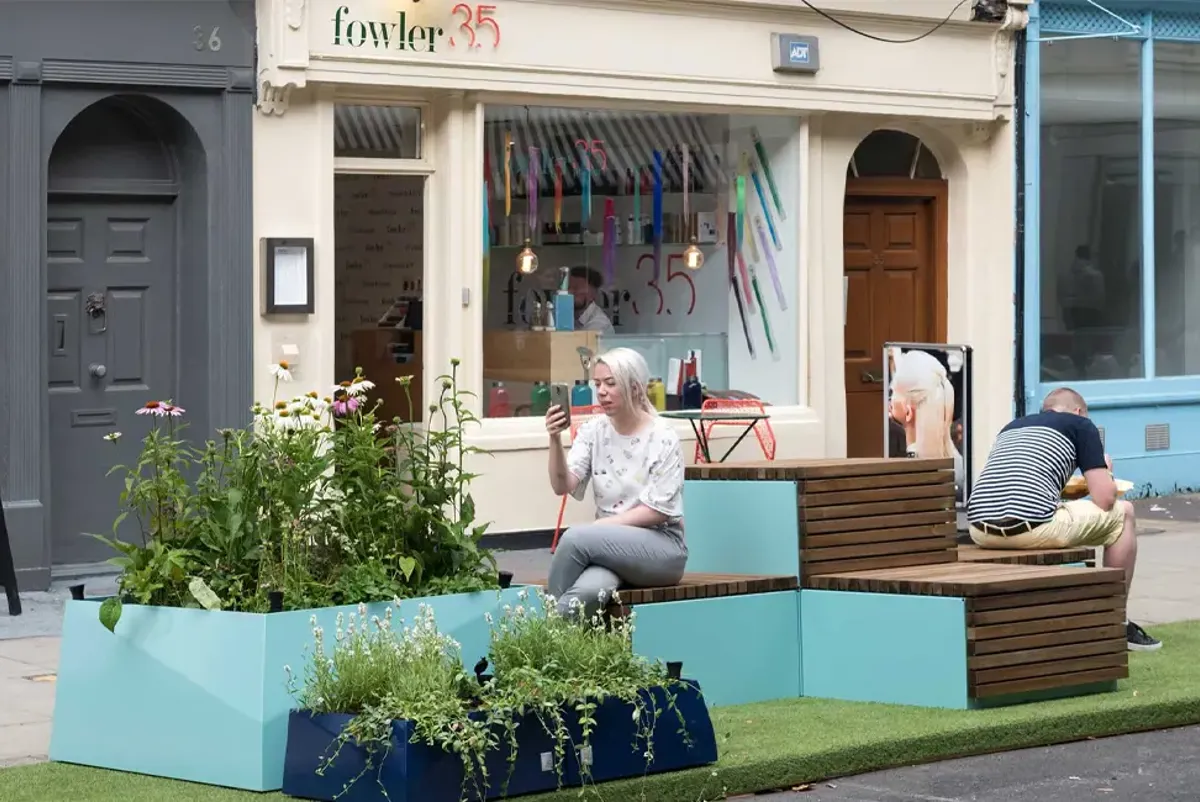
[269,361,293,382]
[103,431,123,442]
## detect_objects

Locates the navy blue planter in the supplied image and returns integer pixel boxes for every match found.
[282,681,718,802]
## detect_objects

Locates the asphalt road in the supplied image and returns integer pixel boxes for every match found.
[754,725,1199,801]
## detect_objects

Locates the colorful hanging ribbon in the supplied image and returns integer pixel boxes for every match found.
[681,143,690,237]
[553,159,563,232]
[504,131,512,217]
[750,265,776,356]
[527,147,539,238]
[752,127,786,220]
[653,150,664,281]
[755,215,787,312]
[482,180,491,310]
[603,198,617,287]
[727,214,755,358]
[735,248,755,315]
[715,155,727,246]
[581,158,593,231]
[735,174,746,255]
[633,168,642,242]
[751,158,783,252]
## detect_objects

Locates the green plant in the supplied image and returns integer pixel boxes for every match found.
[94,359,496,632]
[292,588,687,801]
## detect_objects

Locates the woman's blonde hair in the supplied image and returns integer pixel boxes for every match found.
[593,347,656,415]
[891,349,957,461]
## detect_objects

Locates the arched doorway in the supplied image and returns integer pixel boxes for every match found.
[843,129,948,458]
[46,95,203,565]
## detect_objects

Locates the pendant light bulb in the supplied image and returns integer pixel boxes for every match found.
[683,238,705,271]
[516,239,539,275]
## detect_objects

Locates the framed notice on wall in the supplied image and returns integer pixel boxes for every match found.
[882,342,974,512]
[261,238,315,315]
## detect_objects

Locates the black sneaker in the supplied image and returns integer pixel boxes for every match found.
[1127,621,1162,652]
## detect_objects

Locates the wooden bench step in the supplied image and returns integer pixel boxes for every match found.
[957,544,1096,566]
[806,561,1123,596]
[807,561,1129,700]
[513,572,798,605]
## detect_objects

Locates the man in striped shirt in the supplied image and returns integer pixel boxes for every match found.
[967,388,1160,651]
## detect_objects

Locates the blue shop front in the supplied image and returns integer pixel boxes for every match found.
[1022,0,1200,493]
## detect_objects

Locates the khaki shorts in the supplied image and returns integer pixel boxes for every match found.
[970,499,1126,550]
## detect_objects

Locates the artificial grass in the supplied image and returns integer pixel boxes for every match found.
[5,619,1200,802]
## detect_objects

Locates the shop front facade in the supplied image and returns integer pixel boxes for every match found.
[1024,1,1200,492]
[254,0,1023,534]
[1,2,256,588]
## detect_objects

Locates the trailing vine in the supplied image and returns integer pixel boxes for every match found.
[289,588,691,800]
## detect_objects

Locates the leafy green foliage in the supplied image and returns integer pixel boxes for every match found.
[95,361,496,624]
[292,589,688,801]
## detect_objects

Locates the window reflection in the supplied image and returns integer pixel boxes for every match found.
[1039,38,1144,382]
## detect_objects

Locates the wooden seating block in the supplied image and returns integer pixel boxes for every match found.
[512,572,798,605]
[965,579,1127,699]
[806,561,1122,596]
[958,544,1096,566]
[806,562,1128,703]
[683,459,961,583]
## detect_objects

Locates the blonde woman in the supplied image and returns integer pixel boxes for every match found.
[889,349,965,493]
[544,347,687,619]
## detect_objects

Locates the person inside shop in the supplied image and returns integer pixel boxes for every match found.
[966,387,1160,652]
[568,266,615,334]
[544,347,687,620]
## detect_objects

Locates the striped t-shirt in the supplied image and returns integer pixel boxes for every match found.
[967,411,1107,525]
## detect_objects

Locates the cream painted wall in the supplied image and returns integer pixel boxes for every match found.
[252,0,1020,534]
[253,88,337,405]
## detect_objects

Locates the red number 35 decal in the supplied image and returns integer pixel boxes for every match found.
[451,4,501,48]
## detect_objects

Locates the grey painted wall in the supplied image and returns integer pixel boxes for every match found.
[0,0,256,589]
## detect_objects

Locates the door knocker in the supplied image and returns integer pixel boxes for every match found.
[85,293,108,334]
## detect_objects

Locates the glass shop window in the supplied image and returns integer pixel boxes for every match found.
[479,105,801,417]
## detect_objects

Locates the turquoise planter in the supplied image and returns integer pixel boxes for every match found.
[49,588,528,791]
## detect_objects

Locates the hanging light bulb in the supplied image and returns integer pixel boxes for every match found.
[683,237,705,271]
[516,238,539,275]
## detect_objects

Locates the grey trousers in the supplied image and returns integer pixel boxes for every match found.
[547,522,688,619]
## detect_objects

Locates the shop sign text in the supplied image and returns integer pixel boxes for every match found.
[331,4,501,54]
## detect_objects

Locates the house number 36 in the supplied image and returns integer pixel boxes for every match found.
[193,26,223,52]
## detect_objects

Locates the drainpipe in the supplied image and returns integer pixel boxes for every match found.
[1013,27,1028,417]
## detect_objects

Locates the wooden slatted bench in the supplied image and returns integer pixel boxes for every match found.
[957,544,1096,566]
[805,562,1127,706]
[513,572,799,605]
[686,457,957,585]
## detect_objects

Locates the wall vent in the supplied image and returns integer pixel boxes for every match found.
[1145,423,1170,452]
[1096,426,1106,447]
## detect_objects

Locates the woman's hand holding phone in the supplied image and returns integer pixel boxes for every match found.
[546,405,569,438]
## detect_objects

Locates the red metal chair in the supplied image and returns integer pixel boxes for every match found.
[550,405,605,553]
[692,397,776,463]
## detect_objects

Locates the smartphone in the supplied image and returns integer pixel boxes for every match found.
[551,383,571,427]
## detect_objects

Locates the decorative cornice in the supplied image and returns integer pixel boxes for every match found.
[286,0,306,30]
[13,60,42,85]
[963,120,997,145]
[0,56,12,81]
[257,77,294,116]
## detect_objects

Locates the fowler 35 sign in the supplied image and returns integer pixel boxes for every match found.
[331,2,502,53]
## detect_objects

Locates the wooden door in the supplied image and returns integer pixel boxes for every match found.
[843,194,936,458]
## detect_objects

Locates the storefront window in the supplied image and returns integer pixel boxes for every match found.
[334,104,422,159]
[1153,42,1200,377]
[1039,38,1143,382]
[480,105,800,417]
